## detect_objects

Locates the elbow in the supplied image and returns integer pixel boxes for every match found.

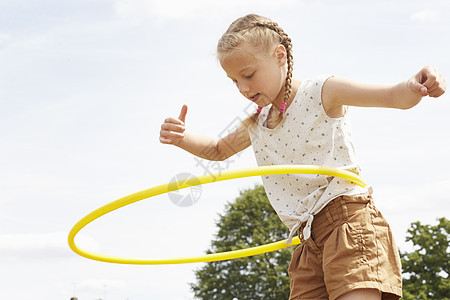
[212,142,230,161]
[214,156,229,162]
[214,151,231,162]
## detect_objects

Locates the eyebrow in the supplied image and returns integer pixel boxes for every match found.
[239,66,252,73]
[225,66,254,80]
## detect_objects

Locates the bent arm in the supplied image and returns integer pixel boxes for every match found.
[176,123,251,161]
[322,66,446,117]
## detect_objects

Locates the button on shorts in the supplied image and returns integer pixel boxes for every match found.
[288,193,402,300]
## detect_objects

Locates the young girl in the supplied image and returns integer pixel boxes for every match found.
[159,14,446,300]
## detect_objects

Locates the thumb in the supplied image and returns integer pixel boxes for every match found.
[178,104,188,123]
[409,78,428,96]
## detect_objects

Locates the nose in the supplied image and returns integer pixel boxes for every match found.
[238,82,250,96]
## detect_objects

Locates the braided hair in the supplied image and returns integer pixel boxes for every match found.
[217,14,294,127]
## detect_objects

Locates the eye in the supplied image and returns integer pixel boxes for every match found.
[245,72,255,79]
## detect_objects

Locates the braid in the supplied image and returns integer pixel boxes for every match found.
[255,21,294,112]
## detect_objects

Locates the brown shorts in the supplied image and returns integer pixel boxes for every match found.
[288,193,402,300]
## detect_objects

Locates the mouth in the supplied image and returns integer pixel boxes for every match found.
[250,93,261,102]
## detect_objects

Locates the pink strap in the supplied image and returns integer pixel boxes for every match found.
[279,102,287,114]
[256,106,263,114]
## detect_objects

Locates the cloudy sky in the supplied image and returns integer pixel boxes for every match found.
[0,0,449,299]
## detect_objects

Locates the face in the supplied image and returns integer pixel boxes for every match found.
[219,43,287,108]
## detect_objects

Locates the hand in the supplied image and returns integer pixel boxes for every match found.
[407,66,446,98]
[159,105,188,145]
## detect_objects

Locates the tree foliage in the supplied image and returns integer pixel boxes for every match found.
[401,217,449,300]
[190,184,449,300]
[190,185,293,300]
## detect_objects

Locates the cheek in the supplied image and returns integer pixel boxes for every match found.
[265,71,284,94]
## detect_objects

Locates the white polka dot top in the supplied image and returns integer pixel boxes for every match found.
[248,75,369,242]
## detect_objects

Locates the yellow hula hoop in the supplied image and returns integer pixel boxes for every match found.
[68,165,367,265]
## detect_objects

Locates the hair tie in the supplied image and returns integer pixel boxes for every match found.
[279,102,287,114]
[256,106,263,114]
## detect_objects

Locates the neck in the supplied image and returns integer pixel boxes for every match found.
[272,77,301,112]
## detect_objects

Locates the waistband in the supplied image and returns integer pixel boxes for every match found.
[298,193,373,240]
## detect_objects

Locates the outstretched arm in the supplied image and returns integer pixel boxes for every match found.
[159,105,251,161]
[322,66,446,117]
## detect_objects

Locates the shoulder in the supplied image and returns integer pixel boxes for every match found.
[301,75,333,92]
[321,76,347,118]
[300,75,336,115]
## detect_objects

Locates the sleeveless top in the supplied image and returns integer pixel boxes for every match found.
[247,75,370,242]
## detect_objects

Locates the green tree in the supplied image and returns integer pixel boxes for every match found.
[190,185,293,299]
[401,217,449,300]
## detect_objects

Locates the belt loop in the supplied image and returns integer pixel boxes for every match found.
[325,206,333,225]
[297,223,304,241]
[340,197,348,219]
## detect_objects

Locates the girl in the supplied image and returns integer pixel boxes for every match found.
[159,14,446,300]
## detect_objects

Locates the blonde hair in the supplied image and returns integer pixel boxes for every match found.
[217,14,294,128]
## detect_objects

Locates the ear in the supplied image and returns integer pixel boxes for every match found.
[274,44,287,66]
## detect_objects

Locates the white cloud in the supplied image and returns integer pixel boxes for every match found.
[373,179,450,252]
[113,0,295,23]
[77,278,127,294]
[410,10,440,23]
[0,33,11,46]
[374,179,449,213]
[0,232,99,261]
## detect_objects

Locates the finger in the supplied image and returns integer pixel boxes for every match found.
[424,71,446,97]
[160,135,183,145]
[161,123,185,133]
[160,129,184,139]
[164,117,184,126]
[159,136,173,144]
[429,89,446,98]
[416,65,435,82]
[411,66,436,95]
[178,104,188,123]
[427,84,446,98]
[408,79,428,96]
[425,81,441,94]
[422,73,438,90]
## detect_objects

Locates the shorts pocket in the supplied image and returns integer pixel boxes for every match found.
[322,205,376,287]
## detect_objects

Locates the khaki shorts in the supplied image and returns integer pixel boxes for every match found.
[288,194,402,300]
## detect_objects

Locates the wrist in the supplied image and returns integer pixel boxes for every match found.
[391,81,422,109]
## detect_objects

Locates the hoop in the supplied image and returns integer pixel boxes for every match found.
[68,165,367,265]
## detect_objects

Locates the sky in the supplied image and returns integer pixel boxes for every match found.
[0,0,449,299]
